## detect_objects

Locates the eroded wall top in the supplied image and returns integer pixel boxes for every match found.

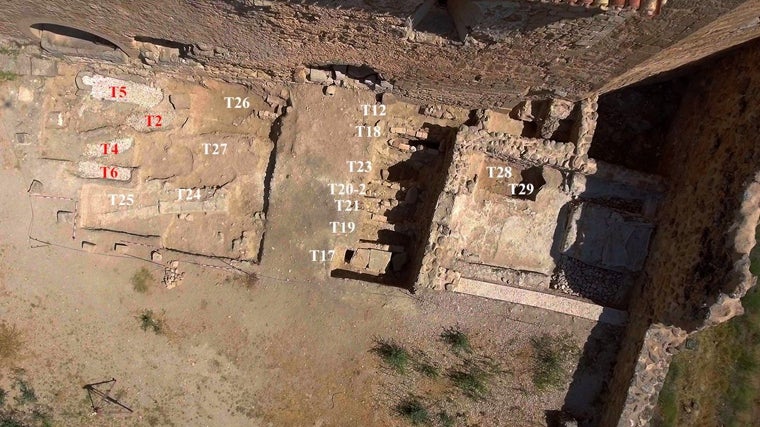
[1,0,759,108]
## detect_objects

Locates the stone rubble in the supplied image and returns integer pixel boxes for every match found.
[551,256,630,308]
[303,65,394,92]
[162,260,185,289]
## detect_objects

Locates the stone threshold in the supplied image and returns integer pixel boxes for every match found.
[454,277,628,325]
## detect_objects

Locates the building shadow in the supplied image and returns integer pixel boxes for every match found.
[548,69,693,424]
[548,176,654,425]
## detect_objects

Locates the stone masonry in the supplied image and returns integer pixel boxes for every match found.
[0,0,757,109]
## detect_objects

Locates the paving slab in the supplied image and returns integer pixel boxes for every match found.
[454,277,628,325]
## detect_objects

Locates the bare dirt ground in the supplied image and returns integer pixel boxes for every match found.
[0,229,595,426]
[0,63,609,426]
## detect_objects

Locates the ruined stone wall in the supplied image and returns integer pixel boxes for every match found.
[0,0,757,108]
[600,38,760,427]
[414,118,593,291]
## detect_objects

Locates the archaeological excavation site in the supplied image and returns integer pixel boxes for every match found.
[0,1,759,426]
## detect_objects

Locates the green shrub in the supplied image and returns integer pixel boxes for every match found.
[0,415,24,427]
[138,310,164,334]
[373,340,412,374]
[14,379,35,405]
[33,410,53,427]
[441,327,471,354]
[530,334,578,391]
[449,363,490,400]
[415,361,440,378]
[438,412,455,427]
[396,398,429,425]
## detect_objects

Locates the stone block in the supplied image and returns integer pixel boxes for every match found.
[17,86,34,102]
[0,53,30,75]
[368,249,392,272]
[349,248,370,269]
[308,69,329,83]
[377,94,395,107]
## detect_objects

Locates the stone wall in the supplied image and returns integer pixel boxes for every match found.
[600,38,760,427]
[607,324,688,426]
[0,0,758,108]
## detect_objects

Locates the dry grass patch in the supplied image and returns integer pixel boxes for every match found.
[130,267,154,293]
[0,323,22,366]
